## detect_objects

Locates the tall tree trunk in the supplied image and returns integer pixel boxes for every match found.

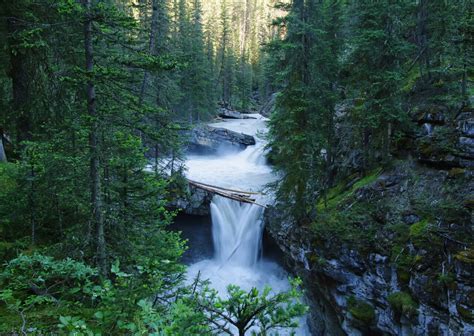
[83,0,107,276]
[0,129,7,162]
[416,0,430,81]
[6,17,31,145]
[139,0,159,105]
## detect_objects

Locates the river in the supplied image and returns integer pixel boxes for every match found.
[182,114,310,335]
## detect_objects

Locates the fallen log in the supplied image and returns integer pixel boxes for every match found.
[187,179,262,195]
[188,179,266,208]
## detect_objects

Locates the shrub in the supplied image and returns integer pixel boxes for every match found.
[347,296,375,325]
[388,291,418,317]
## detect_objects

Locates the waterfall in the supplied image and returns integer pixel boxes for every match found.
[211,196,264,267]
[185,114,310,335]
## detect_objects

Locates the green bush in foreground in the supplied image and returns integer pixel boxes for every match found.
[0,253,308,335]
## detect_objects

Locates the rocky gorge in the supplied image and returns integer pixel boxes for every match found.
[264,104,474,335]
[175,104,474,335]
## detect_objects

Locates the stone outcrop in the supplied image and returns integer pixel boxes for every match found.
[265,161,474,336]
[259,92,278,117]
[218,107,244,119]
[168,183,213,216]
[414,105,474,169]
[186,125,255,154]
[218,107,257,119]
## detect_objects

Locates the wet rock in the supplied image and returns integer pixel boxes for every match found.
[259,92,278,117]
[458,117,474,138]
[459,137,474,155]
[403,214,421,225]
[186,125,255,154]
[415,105,448,125]
[456,108,474,136]
[168,184,213,216]
[218,107,244,119]
[264,160,474,336]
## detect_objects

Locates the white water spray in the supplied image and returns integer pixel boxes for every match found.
[185,115,309,335]
[211,196,264,267]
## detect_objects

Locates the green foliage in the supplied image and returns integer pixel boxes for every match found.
[267,0,472,224]
[455,247,474,264]
[387,291,418,318]
[457,304,474,323]
[409,220,429,239]
[0,253,308,335]
[316,169,382,212]
[190,277,308,335]
[347,296,375,325]
[0,253,184,334]
[268,0,344,217]
[0,254,97,333]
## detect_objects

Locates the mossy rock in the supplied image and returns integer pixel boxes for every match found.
[409,220,428,238]
[455,247,474,264]
[397,269,411,286]
[388,291,419,318]
[308,252,327,266]
[316,168,382,212]
[464,199,474,209]
[448,168,466,177]
[347,296,376,325]
[457,304,474,323]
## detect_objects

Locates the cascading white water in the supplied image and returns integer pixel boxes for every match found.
[185,114,310,335]
[211,196,264,267]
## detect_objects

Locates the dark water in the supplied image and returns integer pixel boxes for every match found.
[171,213,214,264]
[171,213,285,265]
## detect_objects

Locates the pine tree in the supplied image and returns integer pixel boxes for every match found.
[345,0,413,168]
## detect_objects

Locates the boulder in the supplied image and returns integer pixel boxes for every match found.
[218,107,243,119]
[186,125,255,154]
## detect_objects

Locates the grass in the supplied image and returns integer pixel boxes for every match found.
[316,168,382,212]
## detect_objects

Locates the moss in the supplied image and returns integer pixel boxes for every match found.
[312,201,378,249]
[448,168,465,177]
[351,169,382,189]
[401,69,421,94]
[456,304,474,323]
[397,269,411,285]
[409,219,428,238]
[437,272,456,288]
[388,291,418,317]
[347,296,375,325]
[308,253,327,266]
[316,168,382,212]
[455,247,474,264]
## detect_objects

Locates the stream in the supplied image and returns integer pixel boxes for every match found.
[183,114,310,335]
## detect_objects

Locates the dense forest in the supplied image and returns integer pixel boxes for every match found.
[0,0,473,335]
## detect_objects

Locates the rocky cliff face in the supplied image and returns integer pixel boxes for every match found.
[168,184,213,216]
[265,106,474,336]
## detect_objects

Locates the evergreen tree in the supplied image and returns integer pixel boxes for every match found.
[345,0,413,168]
[268,0,344,217]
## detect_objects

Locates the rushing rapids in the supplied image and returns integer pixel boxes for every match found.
[184,114,309,335]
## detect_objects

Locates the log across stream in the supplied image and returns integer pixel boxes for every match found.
[187,179,267,208]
